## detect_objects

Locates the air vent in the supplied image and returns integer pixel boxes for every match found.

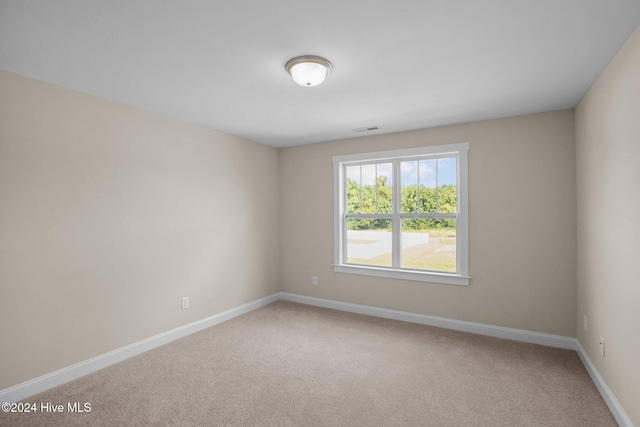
[353,126,379,133]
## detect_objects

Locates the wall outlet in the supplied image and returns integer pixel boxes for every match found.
[599,336,605,357]
[583,315,588,332]
[312,276,318,285]
[181,296,189,310]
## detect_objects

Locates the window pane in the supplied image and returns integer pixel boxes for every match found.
[419,159,436,213]
[361,164,376,213]
[401,160,418,213]
[346,165,361,213]
[437,157,457,213]
[401,218,457,272]
[377,163,393,213]
[347,218,392,267]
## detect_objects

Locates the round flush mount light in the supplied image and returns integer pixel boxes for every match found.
[285,55,332,87]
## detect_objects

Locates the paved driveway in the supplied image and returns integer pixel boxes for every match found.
[347,230,429,259]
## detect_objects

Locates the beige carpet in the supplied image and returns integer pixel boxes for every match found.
[1,301,616,426]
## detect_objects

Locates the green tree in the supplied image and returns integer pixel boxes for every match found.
[401,184,457,230]
[346,177,456,231]
[346,176,392,230]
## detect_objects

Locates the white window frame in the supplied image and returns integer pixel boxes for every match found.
[333,142,470,286]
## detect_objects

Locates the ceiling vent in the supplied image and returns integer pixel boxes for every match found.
[353,126,379,133]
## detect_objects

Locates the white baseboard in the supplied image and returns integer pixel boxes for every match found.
[2,291,633,427]
[280,292,633,427]
[574,341,634,427]
[279,292,578,349]
[0,292,280,404]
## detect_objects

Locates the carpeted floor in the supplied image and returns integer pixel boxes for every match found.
[1,301,617,426]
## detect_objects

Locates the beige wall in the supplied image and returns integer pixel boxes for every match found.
[575,25,640,426]
[280,110,577,336]
[0,70,280,390]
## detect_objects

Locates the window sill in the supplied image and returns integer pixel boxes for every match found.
[333,264,470,286]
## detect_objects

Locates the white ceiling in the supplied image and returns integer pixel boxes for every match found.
[1,1,639,148]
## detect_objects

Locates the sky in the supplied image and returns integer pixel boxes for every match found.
[346,156,457,188]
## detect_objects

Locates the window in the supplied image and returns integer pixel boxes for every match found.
[333,143,469,285]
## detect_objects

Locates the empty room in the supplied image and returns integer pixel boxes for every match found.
[1,1,639,426]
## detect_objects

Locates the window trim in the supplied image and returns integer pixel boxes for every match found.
[333,142,470,286]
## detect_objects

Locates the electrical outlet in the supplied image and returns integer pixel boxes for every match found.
[312,276,318,285]
[599,336,605,357]
[181,296,189,310]
[583,315,588,332]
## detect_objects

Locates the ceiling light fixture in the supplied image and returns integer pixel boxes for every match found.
[285,55,332,87]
